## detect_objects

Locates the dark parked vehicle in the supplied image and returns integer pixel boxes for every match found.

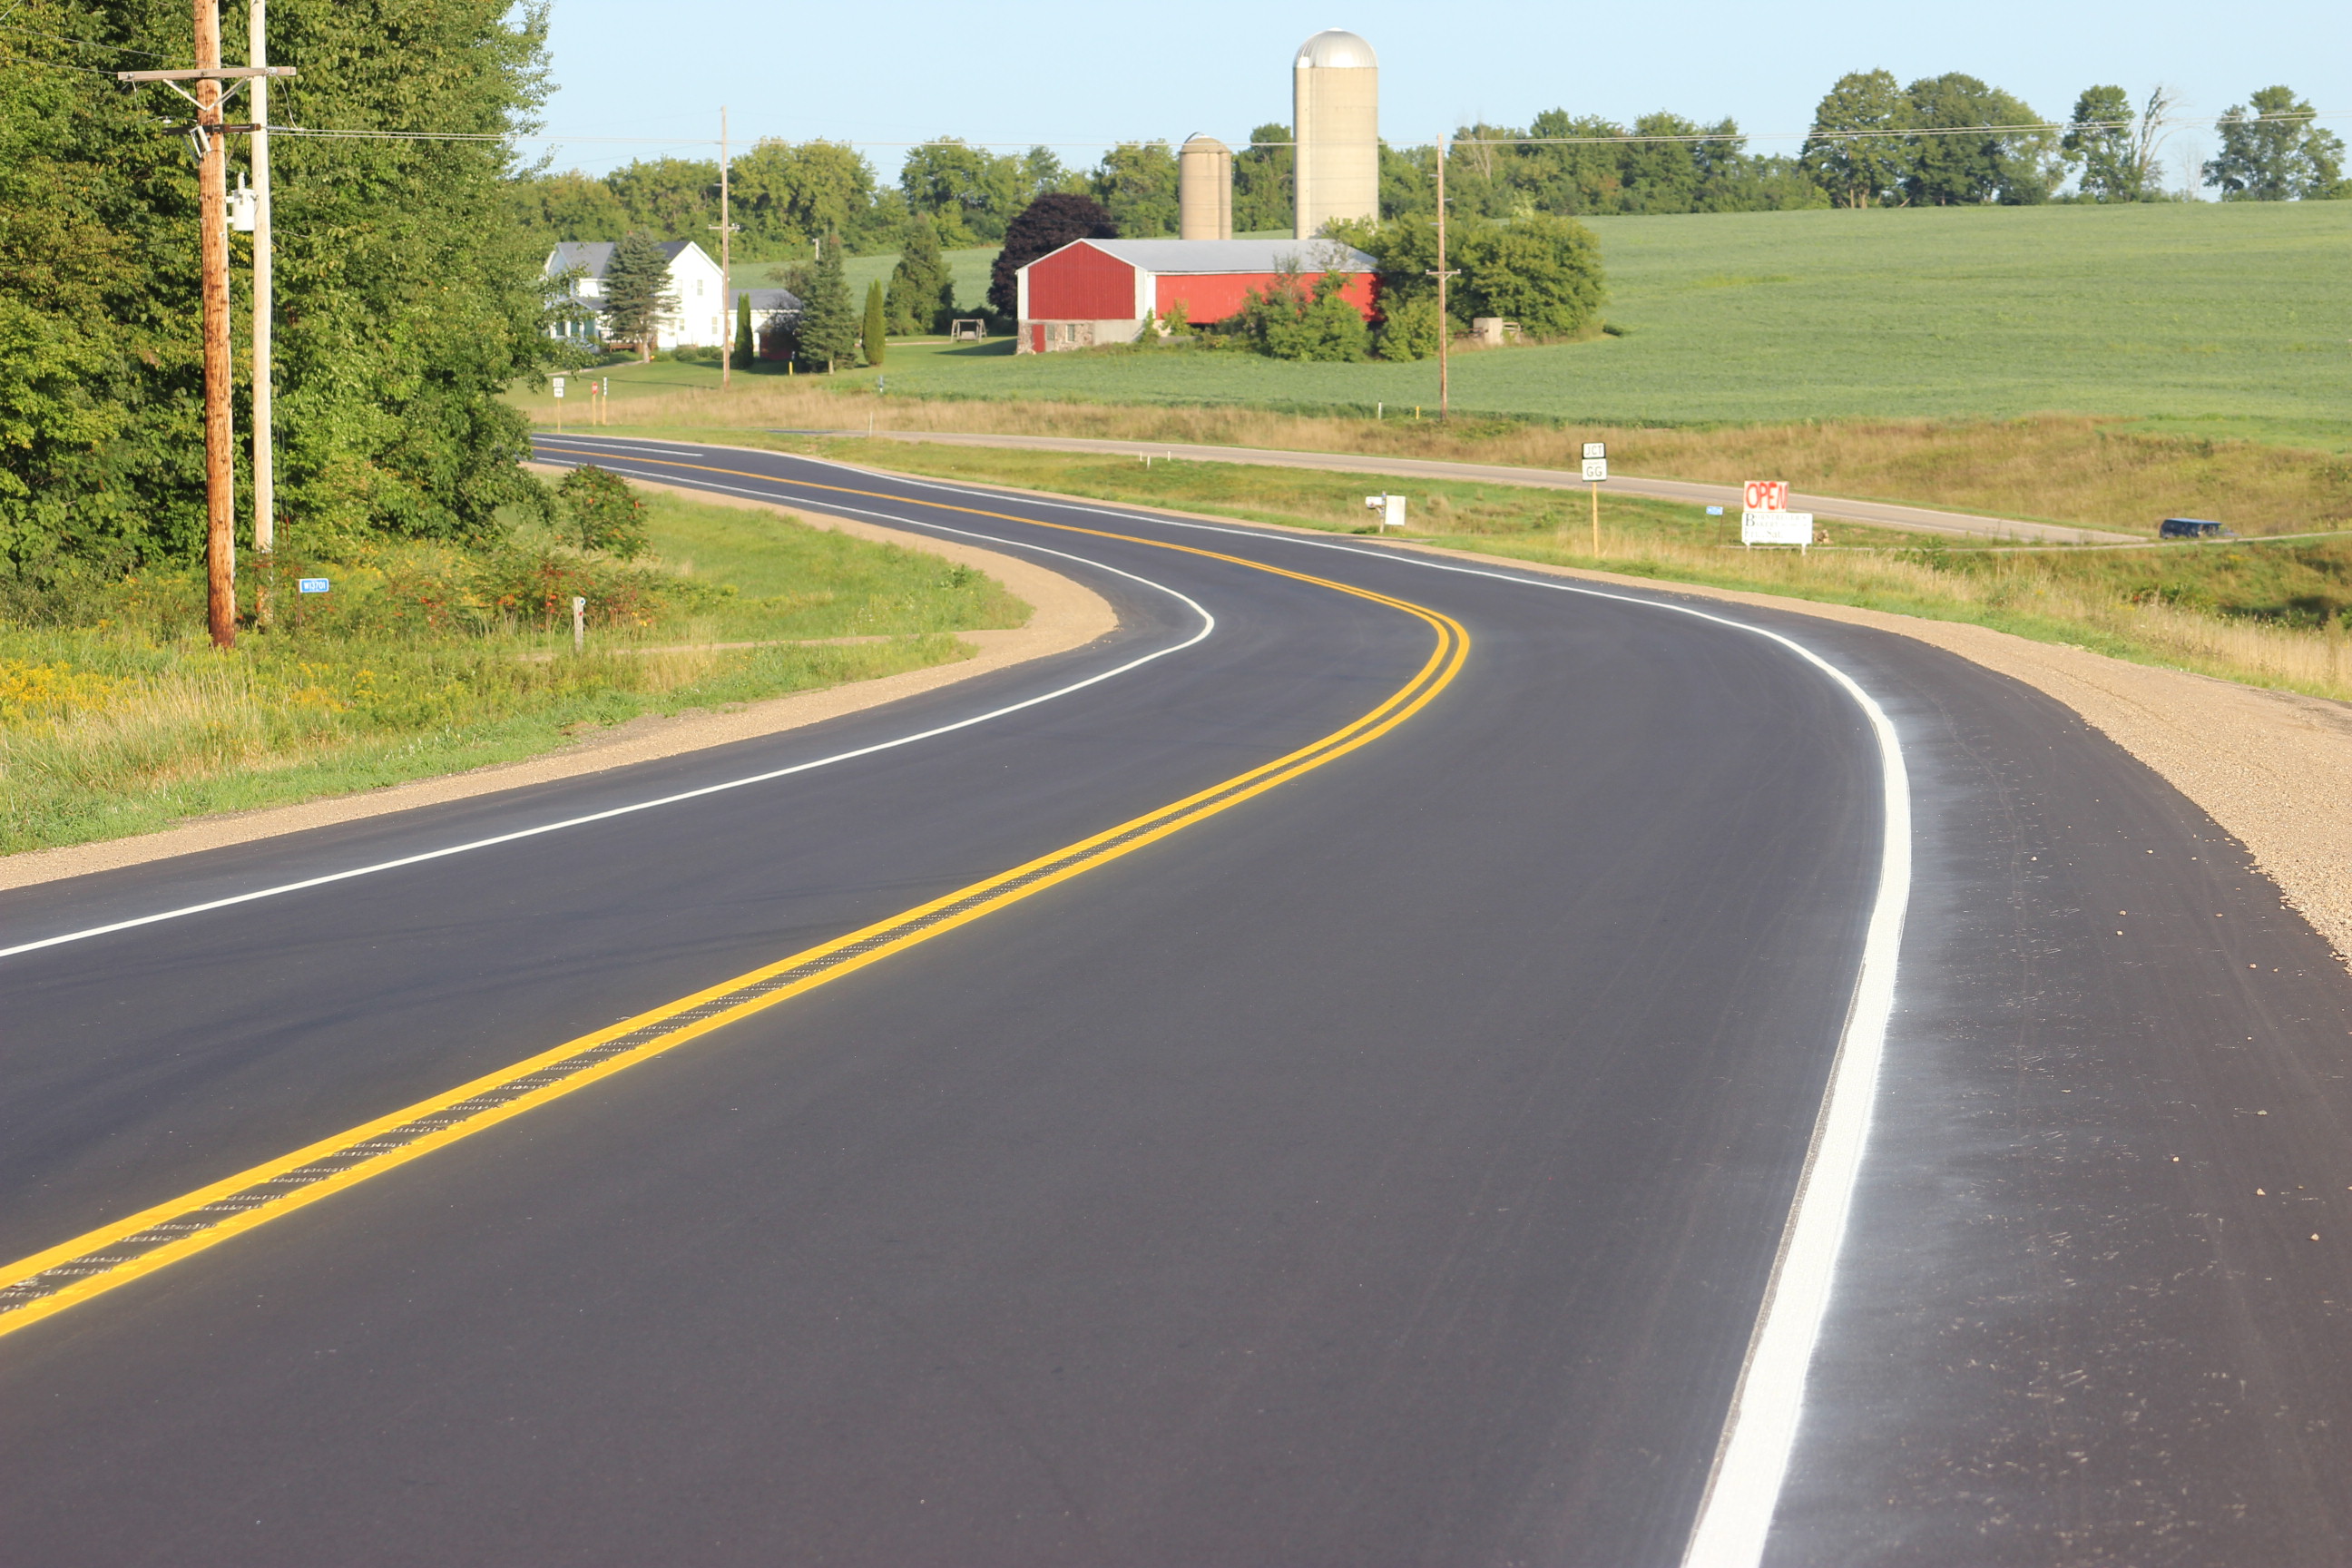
[2160,517,2234,539]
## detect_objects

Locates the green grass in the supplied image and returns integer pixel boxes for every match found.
[677,204,2352,447]
[698,434,2352,701]
[1,489,1027,855]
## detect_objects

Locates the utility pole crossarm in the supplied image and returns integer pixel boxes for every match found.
[117,65,295,82]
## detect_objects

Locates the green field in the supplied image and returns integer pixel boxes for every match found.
[722,204,2352,448]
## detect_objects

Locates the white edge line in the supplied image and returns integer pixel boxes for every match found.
[727,446,1913,1562]
[0,499,1215,961]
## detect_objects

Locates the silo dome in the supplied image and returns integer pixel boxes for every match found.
[1295,29,1377,70]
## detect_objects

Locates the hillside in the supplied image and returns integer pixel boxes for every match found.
[727,203,2349,448]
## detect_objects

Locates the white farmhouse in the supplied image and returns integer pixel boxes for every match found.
[545,240,729,351]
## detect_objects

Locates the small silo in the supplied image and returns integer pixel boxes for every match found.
[1292,28,1378,239]
[1178,134,1233,240]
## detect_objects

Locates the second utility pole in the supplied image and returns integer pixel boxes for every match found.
[249,0,274,623]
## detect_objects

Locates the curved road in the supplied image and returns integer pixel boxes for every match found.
[2,437,2348,1565]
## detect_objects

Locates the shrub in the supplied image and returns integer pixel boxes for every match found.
[555,466,651,559]
[1228,263,1371,361]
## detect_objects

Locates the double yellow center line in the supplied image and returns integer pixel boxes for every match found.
[0,459,1469,1340]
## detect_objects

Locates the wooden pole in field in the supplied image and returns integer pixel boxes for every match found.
[716,105,732,390]
[196,0,235,648]
[1428,134,1455,422]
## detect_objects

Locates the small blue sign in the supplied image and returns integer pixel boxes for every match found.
[1705,505,1725,516]
[298,578,330,593]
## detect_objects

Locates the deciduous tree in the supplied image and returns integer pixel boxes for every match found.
[1803,70,1913,207]
[2203,87,2347,200]
[900,138,1026,245]
[1092,141,1181,237]
[1902,74,2058,205]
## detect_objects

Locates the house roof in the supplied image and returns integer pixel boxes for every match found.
[1028,238,1376,276]
[730,288,804,313]
[544,240,714,279]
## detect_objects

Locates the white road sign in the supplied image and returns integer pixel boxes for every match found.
[1582,441,1606,460]
[1741,510,1815,546]
[1582,457,1608,482]
[551,377,566,397]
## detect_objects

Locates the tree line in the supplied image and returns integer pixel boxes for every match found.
[3,0,554,580]
[1802,73,2344,206]
[518,75,2345,273]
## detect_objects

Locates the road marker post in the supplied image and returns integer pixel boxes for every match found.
[572,595,585,654]
[1583,443,1608,554]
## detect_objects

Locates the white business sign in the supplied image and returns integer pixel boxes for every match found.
[1741,510,1815,546]
[1741,479,1790,513]
[1582,457,1608,482]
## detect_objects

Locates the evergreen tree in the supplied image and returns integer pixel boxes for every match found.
[601,231,677,360]
[796,237,858,370]
[861,280,887,367]
[734,292,755,364]
[886,214,952,334]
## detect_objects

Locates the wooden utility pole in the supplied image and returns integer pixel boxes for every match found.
[1427,134,1459,422]
[195,0,235,647]
[118,23,294,651]
[249,0,274,623]
[715,106,733,389]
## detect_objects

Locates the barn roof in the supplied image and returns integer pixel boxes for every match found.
[1033,238,1376,276]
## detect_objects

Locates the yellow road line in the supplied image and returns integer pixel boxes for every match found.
[0,487,1470,1340]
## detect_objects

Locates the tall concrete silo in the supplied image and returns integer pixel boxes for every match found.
[1179,134,1233,240]
[1292,29,1378,239]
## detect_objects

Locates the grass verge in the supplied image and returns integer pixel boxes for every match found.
[1,488,1026,856]
[681,432,2352,702]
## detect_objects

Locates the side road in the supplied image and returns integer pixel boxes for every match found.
[0,480,1116,892]
[847,428,2143,545]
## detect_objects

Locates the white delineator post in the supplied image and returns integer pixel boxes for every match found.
[572,596,586,654]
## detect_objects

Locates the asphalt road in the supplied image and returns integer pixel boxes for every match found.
[2,437,2347,1565]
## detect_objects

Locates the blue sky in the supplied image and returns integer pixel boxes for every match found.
[535,0,2348,194]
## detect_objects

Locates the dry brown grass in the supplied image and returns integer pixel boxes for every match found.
[1552,526,2352,698]
[579,386,2352,538]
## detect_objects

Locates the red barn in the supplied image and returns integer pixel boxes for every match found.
[1015,239,1378,353]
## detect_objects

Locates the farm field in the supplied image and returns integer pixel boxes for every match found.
[698,203,2350,446]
